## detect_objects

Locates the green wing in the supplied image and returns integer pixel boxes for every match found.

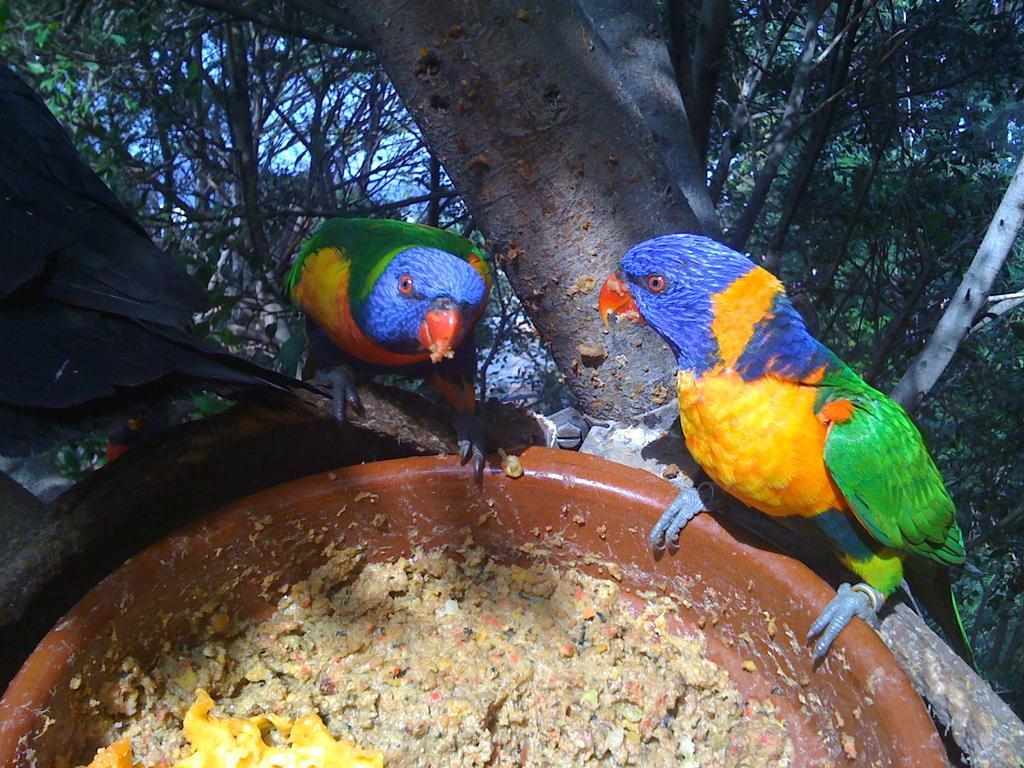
[286,218,489,306]
[820,372,964,566]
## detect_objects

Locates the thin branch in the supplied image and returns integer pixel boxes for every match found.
[968,500,1024,550]
[707,3,799,204]
[891,153,1024,412]
[265,187,458,218]
[727,0,828,251]
[688,0,730,164]
[180,0,368,50]
[970,288,1024,334]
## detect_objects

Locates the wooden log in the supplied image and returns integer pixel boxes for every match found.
[880,604,1024,768]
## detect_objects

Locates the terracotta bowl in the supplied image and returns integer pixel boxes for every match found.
[0,448,946,767]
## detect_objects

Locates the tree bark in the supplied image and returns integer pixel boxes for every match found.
[342,0,702,419]
[891,153,1024,412]
[879,604,1024,767]
[579,0,722,238]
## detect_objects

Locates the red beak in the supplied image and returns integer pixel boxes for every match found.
[105,443,128,462]
[419,308,464,363]
[599,273,643,326]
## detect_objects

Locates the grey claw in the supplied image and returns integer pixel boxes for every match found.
[473,450,486,485]
[453,411,486,484]
[315,366,361,424]
[649,485,708,550]
[807,582,884,662]
[345,386,364,413]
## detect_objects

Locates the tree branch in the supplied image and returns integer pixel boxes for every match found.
[223,22,272,264]
[763,0,864,273]
[181,0,368,50]
[728,0,827,251]
[891,153,1024,412]
[864,250,934,383]
[970,287,1024,334]
[879,604,1024,766]
[688,0,730,165]
[707,4,798,205]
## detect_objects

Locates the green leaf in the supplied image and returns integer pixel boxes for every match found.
[109,32,126,45]
[26,61,45,75]
[276,334,307,377]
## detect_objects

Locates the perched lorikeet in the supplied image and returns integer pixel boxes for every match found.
[599,234,972,664]
[286,218,492,478]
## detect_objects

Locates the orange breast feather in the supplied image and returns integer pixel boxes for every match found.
[294,247,431,367]
[677,370,846,518]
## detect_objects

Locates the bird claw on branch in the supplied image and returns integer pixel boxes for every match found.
[314,365,364,423]
[807,582,884,663]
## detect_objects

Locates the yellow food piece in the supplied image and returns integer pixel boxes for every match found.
[83,689,383,768]
[81,739,138,768]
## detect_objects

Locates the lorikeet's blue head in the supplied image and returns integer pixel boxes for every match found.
[600,234,757,372]
[601,234,832,379]
[360,246,489,362]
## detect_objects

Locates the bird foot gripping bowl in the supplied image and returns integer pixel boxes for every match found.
[0,448,947,767]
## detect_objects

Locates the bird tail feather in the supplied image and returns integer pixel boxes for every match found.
[903,557,976,668]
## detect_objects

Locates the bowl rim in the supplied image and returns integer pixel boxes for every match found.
[0,447,947,766]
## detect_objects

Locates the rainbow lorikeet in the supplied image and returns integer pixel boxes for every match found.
[599,234,972,664]
[286,218,492,478]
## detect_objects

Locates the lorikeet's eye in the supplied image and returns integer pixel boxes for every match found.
[647,274,666,293]
[398,275,414,295]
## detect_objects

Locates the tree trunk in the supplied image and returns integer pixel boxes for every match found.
[223,22,272,264]
[891,153,1024,412]
[343,0,702,419]
[579,0,722,238]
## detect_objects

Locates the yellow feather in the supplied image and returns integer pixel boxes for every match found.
[710,267,783,367]
[676,369,845,518]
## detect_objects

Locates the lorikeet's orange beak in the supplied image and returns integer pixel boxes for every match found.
[105,442,128,461]
[419,307,464,363]
[599,273,643,327]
